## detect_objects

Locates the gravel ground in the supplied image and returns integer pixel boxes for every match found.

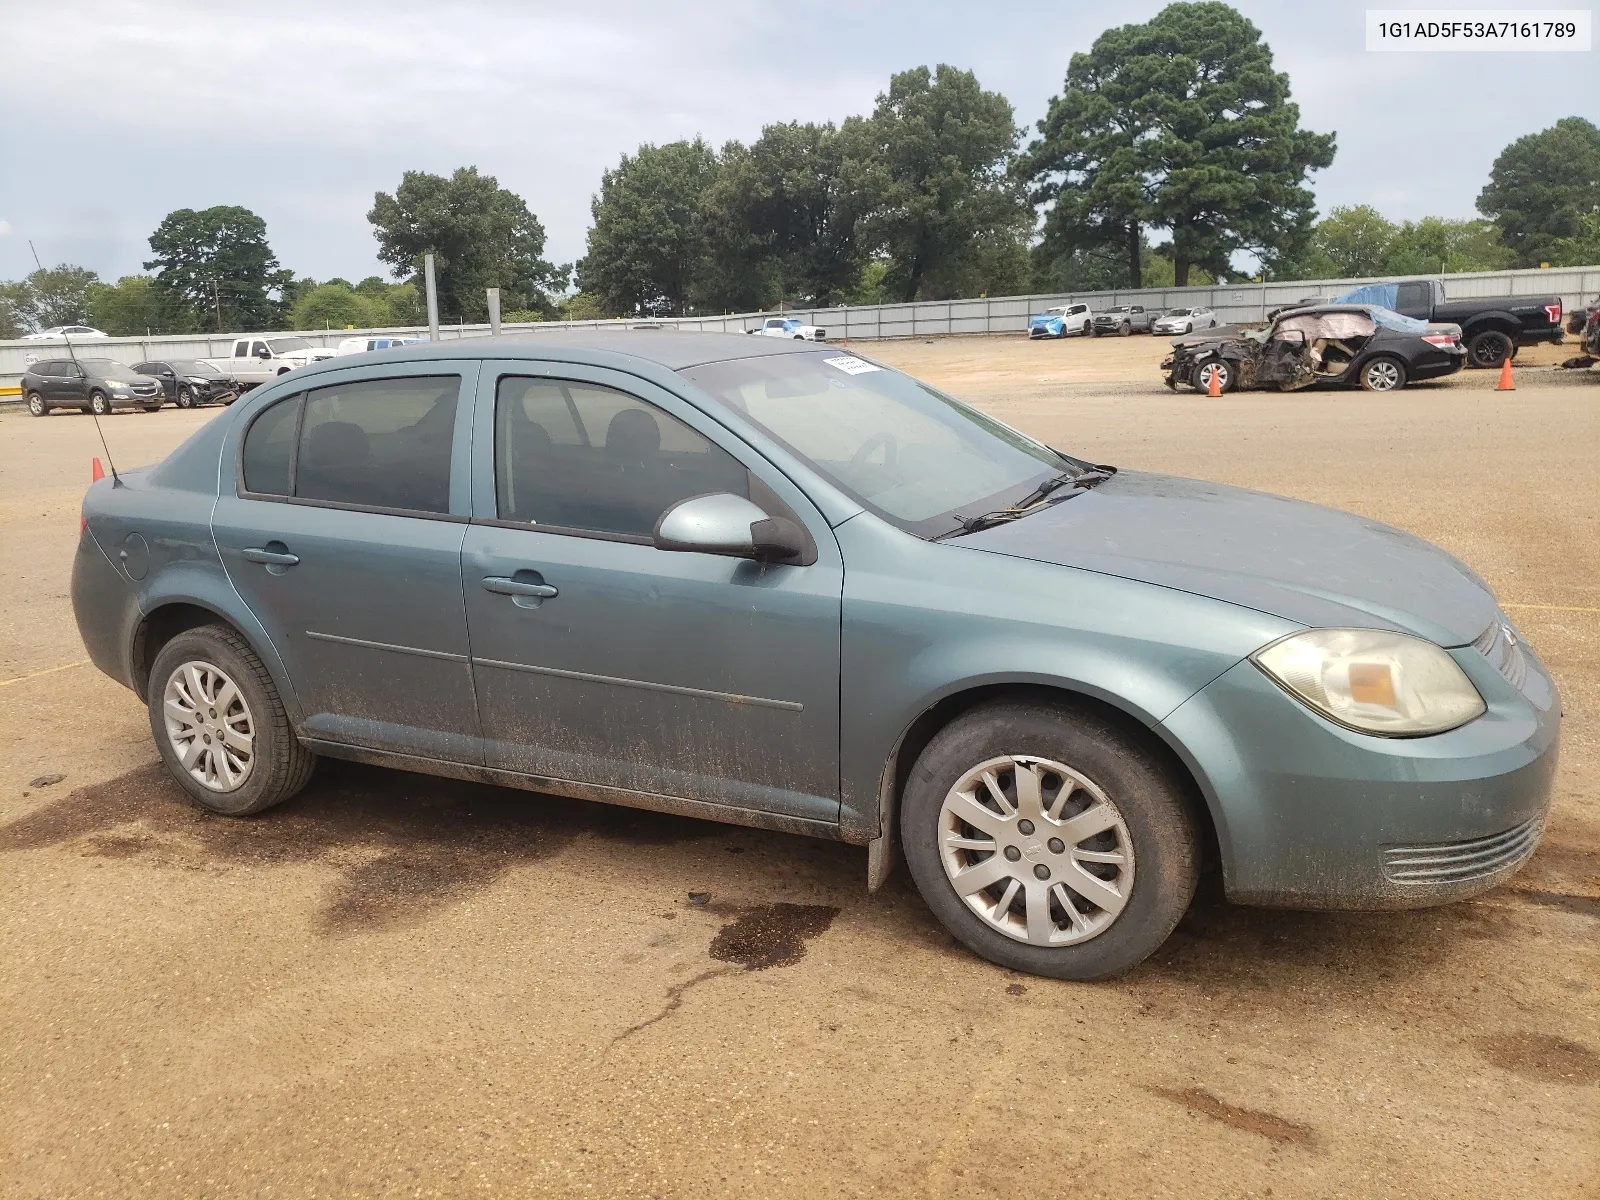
[2,337,1596,1198]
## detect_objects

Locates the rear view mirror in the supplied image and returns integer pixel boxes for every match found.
[653,493,806,562]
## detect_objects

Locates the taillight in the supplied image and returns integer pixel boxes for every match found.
[1422,334,1457,347]
[1544,303,1562,324]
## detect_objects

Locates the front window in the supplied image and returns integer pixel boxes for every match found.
[680,351,1071,538]
[176,361,223,377]
[1164,309,1191,317]
[267,337,312,354]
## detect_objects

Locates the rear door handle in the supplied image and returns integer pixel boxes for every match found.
[243,547,300,566]
[482,576,558,599]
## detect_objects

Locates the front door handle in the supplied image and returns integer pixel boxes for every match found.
[482,576,558,599]
[243,547,300,566]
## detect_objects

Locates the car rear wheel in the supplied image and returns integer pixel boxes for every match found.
[1467,329,1513,369]
[147,624,316,816]
[89,391,113,416]
[1360,356,1407,392]
[176,385,196,409]
[901,701,1200,980]
[1192,359,1235,393]
[26,392,47,416]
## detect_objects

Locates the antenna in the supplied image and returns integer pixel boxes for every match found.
[29,239,119,484]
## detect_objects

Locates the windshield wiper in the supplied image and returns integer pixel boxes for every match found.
[931,465,1116,541]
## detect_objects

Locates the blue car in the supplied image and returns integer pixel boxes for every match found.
[72,332,1558,979]
[1028,303,1094,338]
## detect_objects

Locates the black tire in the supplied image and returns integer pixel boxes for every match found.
[1119,322,1131,336]
[901,701,1199,981]
[26,392,48,416]
[90,391,113,416]
[1467,329,1513,370]
[147,624,316,816]
[1184,323,1193,334]
[140,403,162,413]
[1359,355,1408,392]
[1191,358,1235,394]
[176,385,196,409]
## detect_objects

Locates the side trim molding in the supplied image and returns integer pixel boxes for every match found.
[471,656,803,712]
[306,630,469,663]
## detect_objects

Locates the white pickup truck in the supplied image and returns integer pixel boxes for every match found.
[201,335,331,388]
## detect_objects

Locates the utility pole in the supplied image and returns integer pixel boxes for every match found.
[487,288,501,337]
[213,279,222,332]
[424,254,440,342]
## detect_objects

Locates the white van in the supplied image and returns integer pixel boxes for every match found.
[336,335,424,356]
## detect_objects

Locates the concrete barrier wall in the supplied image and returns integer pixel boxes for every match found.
[5,264,1597,390]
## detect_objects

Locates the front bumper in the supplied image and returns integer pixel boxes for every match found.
[1028,325,1065,339]
[1161,638,1560,910]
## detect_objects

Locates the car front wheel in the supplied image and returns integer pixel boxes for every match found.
[1192,359,1235,393]
[901,702,1199,980]
[147,624,316,816]
[1360,356,1408,392]
[176,385,196,409]
[26,392,47,416]
[89,391,113,416]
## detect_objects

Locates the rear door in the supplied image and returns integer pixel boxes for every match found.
[212,362,482,762]
[459,361,843,827]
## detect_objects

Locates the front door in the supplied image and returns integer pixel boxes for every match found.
[460,364,843,828]
[212,363,482,761]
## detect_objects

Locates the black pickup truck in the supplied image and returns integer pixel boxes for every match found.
[1333,279,1563,369]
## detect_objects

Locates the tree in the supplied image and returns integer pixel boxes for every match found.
[578,139,719,316]
[1383,217,1514,275]
[0,283,27,339]
[290,282,385,330]
[2,264,100,331]
[1029,3,1334,288]
[85,275,188,336]
[1551,209,1600,268]
[369,167,565,323]
[846,65,1026,302]
[699,122,866,310]
[145,206,289,331]
[1478,117,1600,266]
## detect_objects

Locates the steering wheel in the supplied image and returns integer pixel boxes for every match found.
[850,432,898,470]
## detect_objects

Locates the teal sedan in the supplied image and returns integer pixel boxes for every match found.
[72,332,1559,979]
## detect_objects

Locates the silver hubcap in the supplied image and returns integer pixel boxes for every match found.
[1199,363,1225,388]
[29,396,43,413]
[163,661,255,792]
[1367,360,1400,390]
[938,755,1135,947]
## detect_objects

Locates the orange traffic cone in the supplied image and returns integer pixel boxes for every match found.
[1496,358,1514,391]
[1207,365,1222,397]
[91,457,105,482]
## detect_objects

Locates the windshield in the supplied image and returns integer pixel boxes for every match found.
[1043,307,1067,316]
[680,351,1073,537]
[79,358,132,375]
[266,337,312,353]
[174,360,224,376]
[1163,309,1191,317]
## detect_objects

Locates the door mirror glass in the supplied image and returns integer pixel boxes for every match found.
[653,493,805,561]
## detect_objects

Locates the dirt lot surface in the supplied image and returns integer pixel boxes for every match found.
[3,338,1597,1198]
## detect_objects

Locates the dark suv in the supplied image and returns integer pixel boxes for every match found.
[22,358,164,416]
[132,359,239,408]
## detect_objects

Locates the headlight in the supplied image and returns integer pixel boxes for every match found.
[185,376,211,385]
[1252,628,1485,736]
[109,383,131,393]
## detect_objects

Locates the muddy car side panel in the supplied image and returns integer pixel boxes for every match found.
[833,510,1297,846]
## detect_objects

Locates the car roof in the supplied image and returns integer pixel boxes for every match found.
[316,329,824,372]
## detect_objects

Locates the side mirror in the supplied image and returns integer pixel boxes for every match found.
[653,493,806,562]
[256,347,271,359]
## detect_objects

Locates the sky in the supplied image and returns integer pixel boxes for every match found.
[0,0,1596,286]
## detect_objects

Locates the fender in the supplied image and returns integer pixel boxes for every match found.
[1457,310,1521,340]
[132,561,306,725]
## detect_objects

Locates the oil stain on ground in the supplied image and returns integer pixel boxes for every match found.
[1476,1032,1600,1085]
[709,902,841,970]
[0,759,722,935]
[1148,1085,1319,1149]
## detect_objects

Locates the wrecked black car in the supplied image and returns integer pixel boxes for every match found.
[1162,304,1467,394]
[1559,295,1599,376]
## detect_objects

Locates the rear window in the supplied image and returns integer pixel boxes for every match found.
[240,375,460,513]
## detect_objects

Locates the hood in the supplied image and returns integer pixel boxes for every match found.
[1170,325,1248,347]
[963,470,1497,646]
[1030,314,1063,325]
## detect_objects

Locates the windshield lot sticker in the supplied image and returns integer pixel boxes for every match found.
[823,355,882,375]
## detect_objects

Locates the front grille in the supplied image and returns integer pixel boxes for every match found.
[1382,816,1542,885]
[1473,617,1528,691]
[132,384,158,395]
